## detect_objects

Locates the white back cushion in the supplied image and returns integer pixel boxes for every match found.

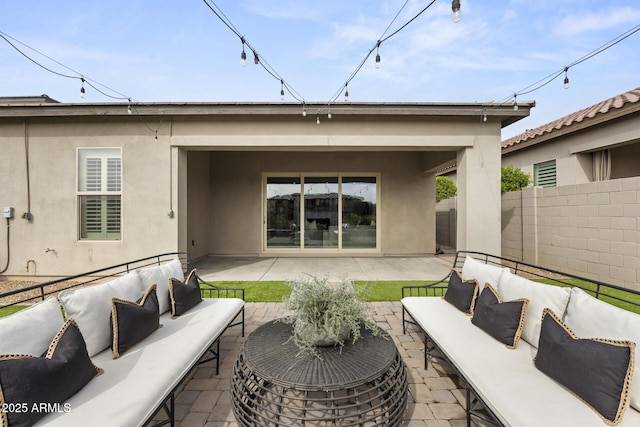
[58,271,143,357]
[136,258,184,315]
[0,297,64,355]
[563,287,640,411]
[461,256,507,292]
[497,270,570,347]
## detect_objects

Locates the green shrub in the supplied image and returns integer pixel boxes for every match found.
[501,165,531,193]
[436,176,457,202]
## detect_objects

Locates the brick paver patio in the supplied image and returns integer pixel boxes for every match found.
[174,302,477,427]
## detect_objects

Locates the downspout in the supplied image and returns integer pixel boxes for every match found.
[23,119,33,221]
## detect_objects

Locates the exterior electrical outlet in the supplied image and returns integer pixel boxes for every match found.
[3,207,14,219]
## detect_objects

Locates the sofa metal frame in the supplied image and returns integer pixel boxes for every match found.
[0,252,245,427]
[401,250,640,427]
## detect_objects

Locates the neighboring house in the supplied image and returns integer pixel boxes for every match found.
[434,88,640,290]
[0,100,530,278]
[502,87,640,186]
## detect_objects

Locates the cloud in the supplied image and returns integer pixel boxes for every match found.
[553,6,640,36]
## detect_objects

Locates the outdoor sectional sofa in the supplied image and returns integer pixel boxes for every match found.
[0,252,244,427]
[402,251,640,427]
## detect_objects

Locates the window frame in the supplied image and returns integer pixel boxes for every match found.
[262,173,380,253]
[77,148,123,241]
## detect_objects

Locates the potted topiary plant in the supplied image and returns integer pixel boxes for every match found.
[281,275,382,357]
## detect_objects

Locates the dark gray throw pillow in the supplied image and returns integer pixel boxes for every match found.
[169,269,203,318]
[443,269,478,315]
[535,308,635,426]
[110,284,161,359]
[0,319,102,427]
[471,284,528,349]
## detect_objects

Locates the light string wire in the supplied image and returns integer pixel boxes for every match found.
[0,30,165,138]
[494,22,640,106]
[2,5,640,123]
[326,0,437,107]
[0,31,131,101]
[201,0,306,103]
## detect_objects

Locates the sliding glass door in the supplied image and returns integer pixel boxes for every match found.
[265,175,377,251]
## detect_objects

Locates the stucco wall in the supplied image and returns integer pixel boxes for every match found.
[0,118,179,277]
[501,177,640,291]
[201,151,435,256]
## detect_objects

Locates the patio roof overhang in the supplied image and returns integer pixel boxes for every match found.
[0,100,534,128]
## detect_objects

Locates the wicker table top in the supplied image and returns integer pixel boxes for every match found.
[243,320,396,390]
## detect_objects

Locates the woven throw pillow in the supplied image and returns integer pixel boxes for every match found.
[443,269,478,315]
[471,284,528,349]
[535,308,635,426]
[169,269,203,318]
[0,319,102,427]
[110,284,161,359]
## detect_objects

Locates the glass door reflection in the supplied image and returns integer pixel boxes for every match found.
[304,177,338,248]
[266,177,301,248]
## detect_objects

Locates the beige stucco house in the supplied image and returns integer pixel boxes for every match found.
[502,87,640,186]
[0,100,530,278]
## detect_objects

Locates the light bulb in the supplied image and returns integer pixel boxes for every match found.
[482,112,487,122]
[344,85,349,102]
[280,80,285,100]
[513,95,519,111]
[452,0,461,22]
[127,105,132,115]
[316,115,320,125]
[563,68,570,89]
[375,53,381,69]
[241,50,247,67]
[328,111,332,119]
[80,78,85,98]
[302,105,307,117]
[253,52,259,65]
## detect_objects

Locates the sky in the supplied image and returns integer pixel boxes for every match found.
[1,0,639,139]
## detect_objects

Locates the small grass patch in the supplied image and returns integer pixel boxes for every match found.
[0,305,26,318]
[209,280,435,302]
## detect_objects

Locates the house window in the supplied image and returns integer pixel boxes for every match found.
[265,175,378,250]
[78,148,122,240]
[534,160,556,187]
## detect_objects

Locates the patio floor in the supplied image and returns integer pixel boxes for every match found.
[175,301,485,427]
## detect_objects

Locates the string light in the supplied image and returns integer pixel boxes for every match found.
[344,83,349,102]
[482,110,487,122]
[302,103,307,117]
[316,115,320,125]
[452,0,461,23]
[80,77,85,98]
[328,110,332,119]
[280,79,285,100]
[253,51,259,65]
[563,67,570,89]
[375,41,381,69]
[240,38,247,67]
[127,98,132,115]
[513,94,518,111]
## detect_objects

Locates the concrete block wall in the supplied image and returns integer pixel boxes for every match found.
[502,176,640,291]
[435,198,456,249]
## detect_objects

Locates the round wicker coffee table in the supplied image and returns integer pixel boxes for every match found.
[231,320,407,426]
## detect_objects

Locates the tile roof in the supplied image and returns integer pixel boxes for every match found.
[502,87,640,149]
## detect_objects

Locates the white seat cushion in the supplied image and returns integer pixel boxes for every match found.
[58,272,143,357]
[0,297,64,355]
[136,258,184,315]
[402,296,640,426]
[461,256,508,291]
[563,287,640,412]
[497,270,571,347]
[34,298,244,427]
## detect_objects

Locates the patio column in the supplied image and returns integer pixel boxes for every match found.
[455,136,502,255]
